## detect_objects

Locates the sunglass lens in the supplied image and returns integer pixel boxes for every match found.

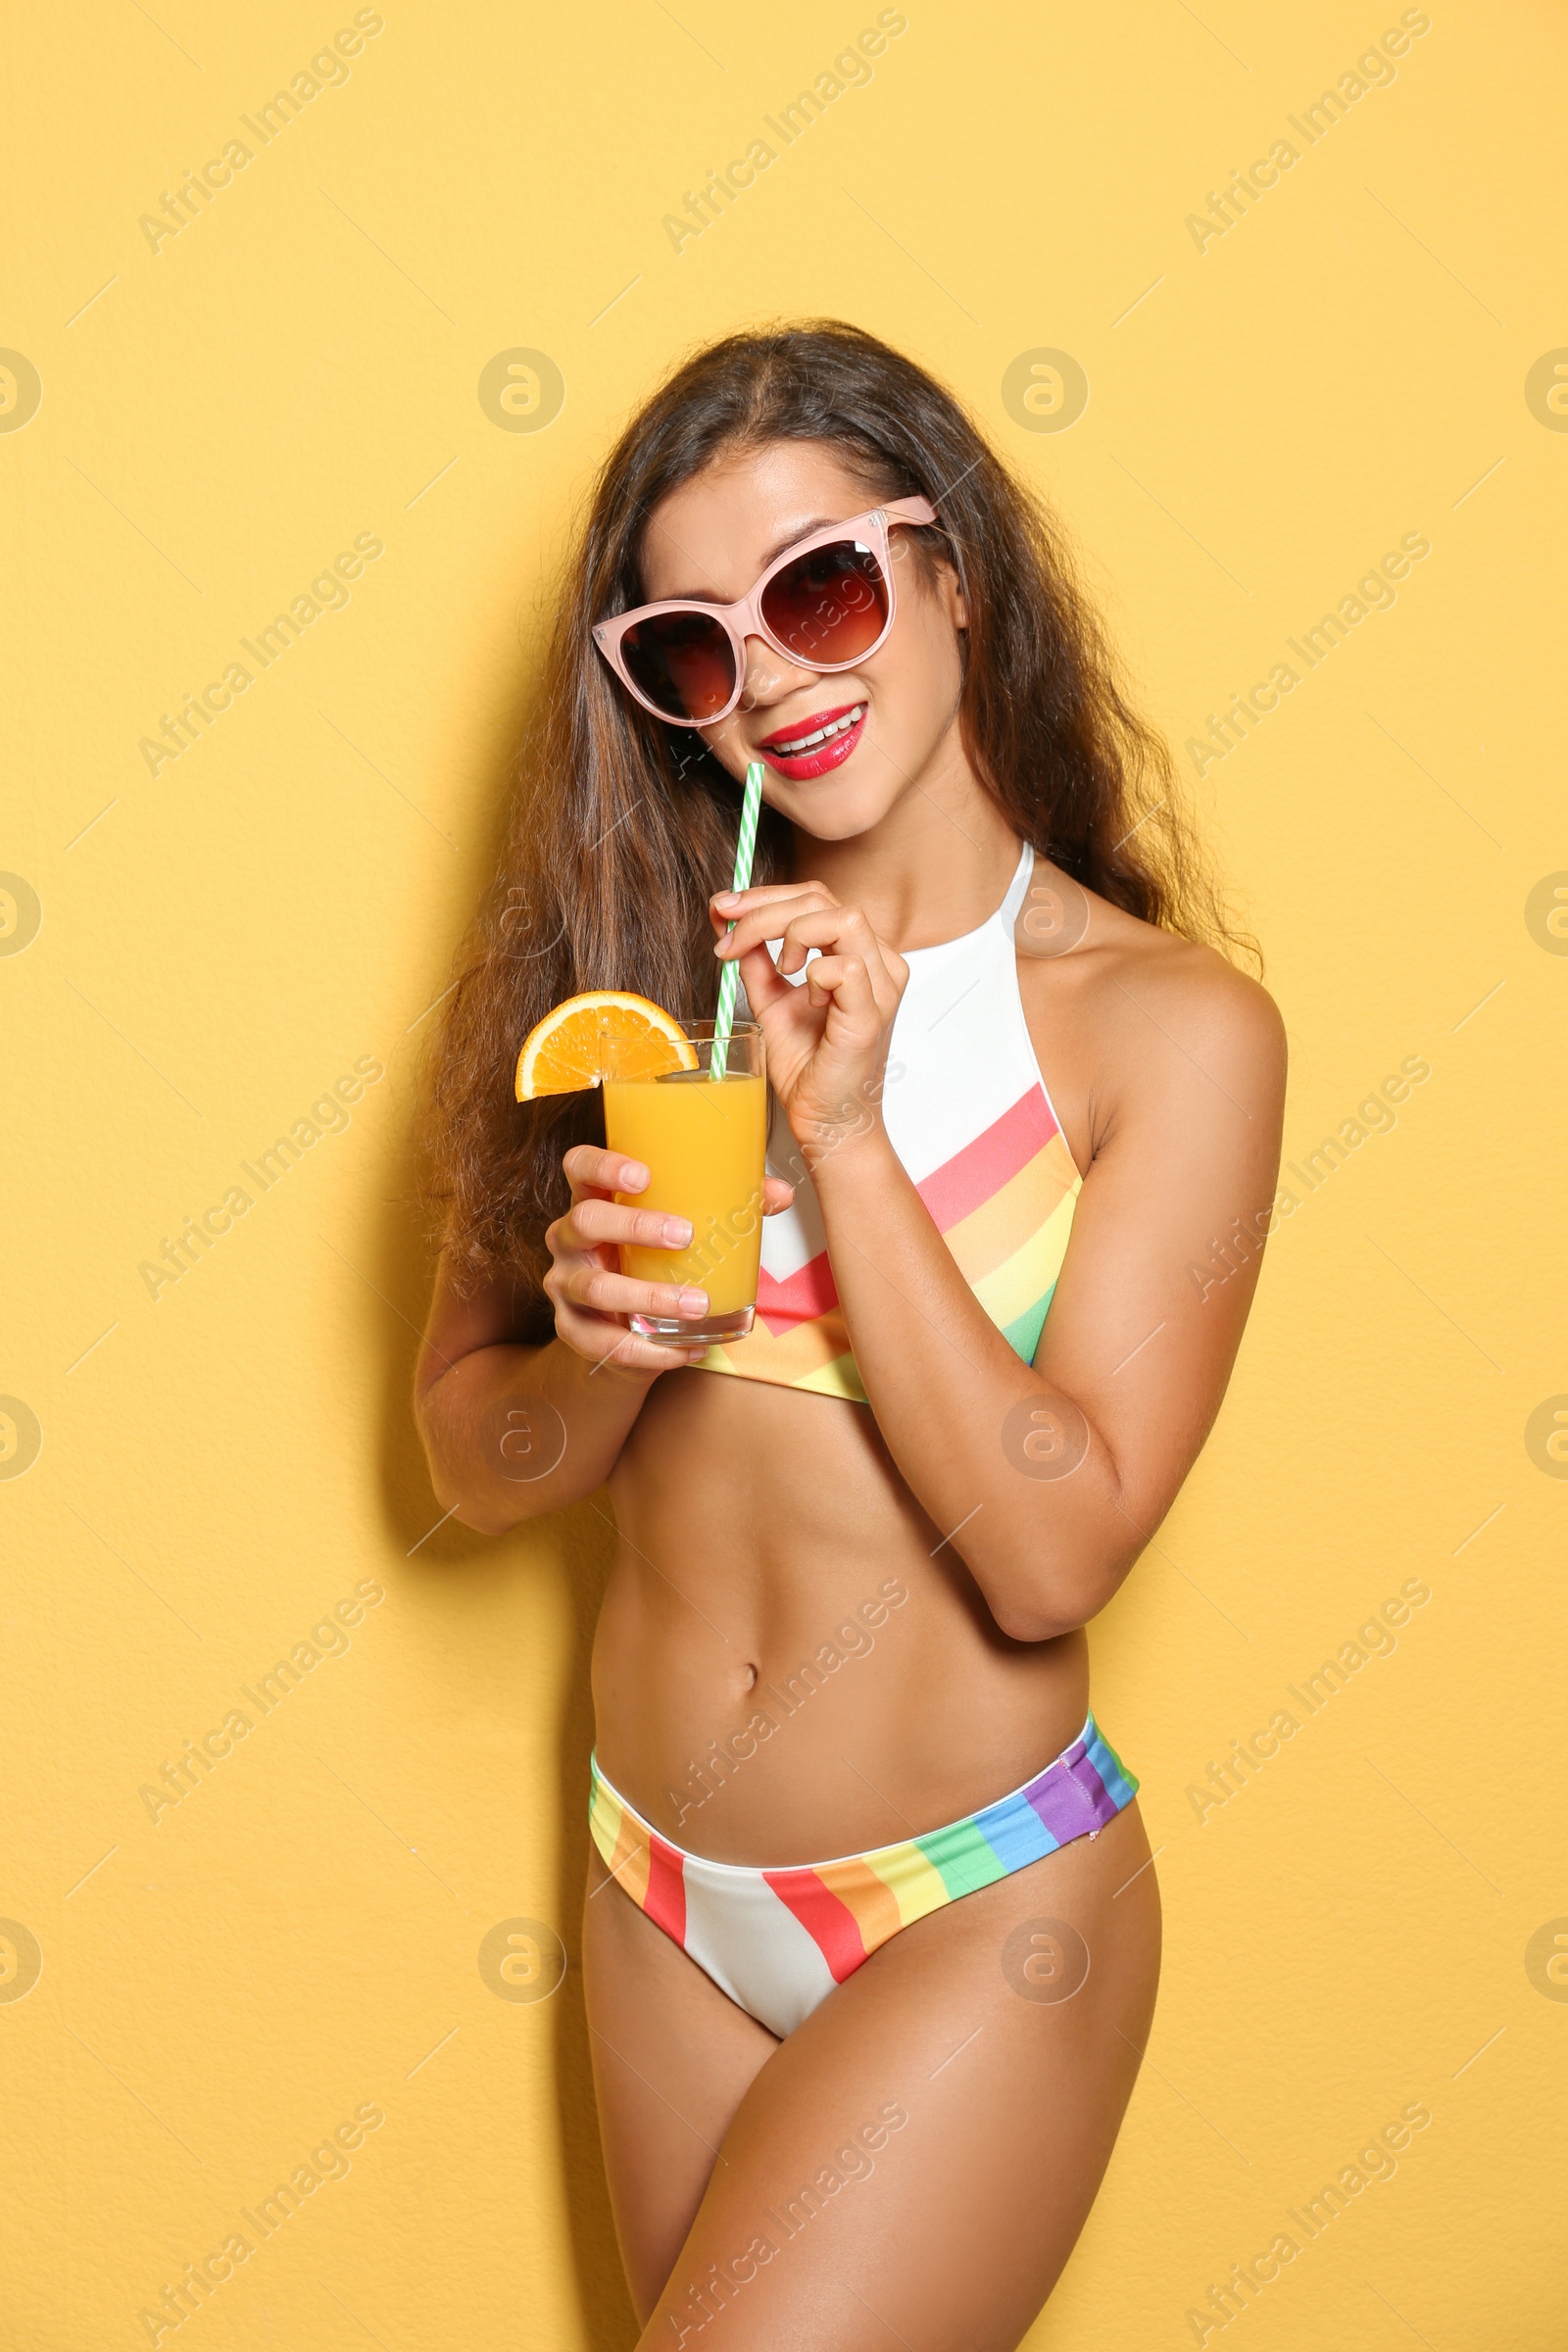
[760,540,889,666]
[620,612,737,721]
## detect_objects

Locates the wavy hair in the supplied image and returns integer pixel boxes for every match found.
[422,318,1253,1307]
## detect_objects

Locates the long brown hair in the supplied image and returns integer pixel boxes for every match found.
[423,318,1253,1305]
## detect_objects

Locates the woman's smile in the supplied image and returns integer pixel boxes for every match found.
[757,699,868,778]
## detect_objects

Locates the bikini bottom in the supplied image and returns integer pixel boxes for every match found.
[587,1713,1138,2038]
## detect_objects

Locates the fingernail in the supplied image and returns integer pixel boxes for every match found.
[622,1162,649,1189]
[713,891,740,908]
[679,1289,709,1315]
[663,1218,693,1247]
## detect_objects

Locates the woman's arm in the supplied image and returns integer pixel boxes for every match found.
[416,1145,730,1536]
[718,884,1286,1641]
[814,951,1285,1638]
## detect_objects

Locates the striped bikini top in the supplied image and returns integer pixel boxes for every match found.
[697,843,1083,1402]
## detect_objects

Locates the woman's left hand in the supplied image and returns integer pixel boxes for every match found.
[711,882,908,1163]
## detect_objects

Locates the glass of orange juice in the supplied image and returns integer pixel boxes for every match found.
[602,1019,767,1346]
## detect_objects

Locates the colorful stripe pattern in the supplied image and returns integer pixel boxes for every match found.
[701,1087,1080,1401]
[588,1717,1138,2038]
[695,844,1083,1402]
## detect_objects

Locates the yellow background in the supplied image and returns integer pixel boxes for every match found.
[6,2,1565,2343]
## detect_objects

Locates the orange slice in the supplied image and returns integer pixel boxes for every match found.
[514,990,698,1101]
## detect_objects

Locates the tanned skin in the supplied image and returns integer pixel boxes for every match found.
[416,440,1286,2347]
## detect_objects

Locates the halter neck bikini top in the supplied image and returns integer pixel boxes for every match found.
[696,843,1083,1402]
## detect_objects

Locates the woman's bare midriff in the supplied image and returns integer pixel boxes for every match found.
[594,1363,1090,1867]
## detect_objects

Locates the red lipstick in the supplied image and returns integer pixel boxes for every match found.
[758,701,867,780]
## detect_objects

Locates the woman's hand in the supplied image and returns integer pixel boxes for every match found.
[543,1144,794,1376]
[713,883,908,1166]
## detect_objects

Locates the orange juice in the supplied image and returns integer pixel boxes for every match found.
[605,1068,768,1321]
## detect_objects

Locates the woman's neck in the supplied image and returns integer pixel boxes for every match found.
[787,749,1021,953]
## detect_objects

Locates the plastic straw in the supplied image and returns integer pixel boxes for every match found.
[710,760,763,1080]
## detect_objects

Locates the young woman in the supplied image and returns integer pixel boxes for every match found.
[416,321,1286,2349]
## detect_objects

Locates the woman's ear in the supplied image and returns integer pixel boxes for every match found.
[936,556,968,633]
[895,523,967,629]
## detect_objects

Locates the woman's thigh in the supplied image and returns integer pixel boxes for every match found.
[582,1846,779,2320]
[633,1798,1161,2352]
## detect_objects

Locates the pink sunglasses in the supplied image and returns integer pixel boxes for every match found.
[591,496,940,726]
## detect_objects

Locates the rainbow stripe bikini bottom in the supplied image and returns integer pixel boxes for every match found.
[588,1715,1138,2038]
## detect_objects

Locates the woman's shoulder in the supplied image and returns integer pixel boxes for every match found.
[1015,869,1287,1147]
[1023,868,1280,1033]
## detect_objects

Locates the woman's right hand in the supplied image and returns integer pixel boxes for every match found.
[542,1145,714,1376]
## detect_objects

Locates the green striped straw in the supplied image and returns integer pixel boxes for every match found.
[710,760,763,1081]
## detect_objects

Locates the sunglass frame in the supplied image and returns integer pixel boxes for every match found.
[590,495,940,725]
